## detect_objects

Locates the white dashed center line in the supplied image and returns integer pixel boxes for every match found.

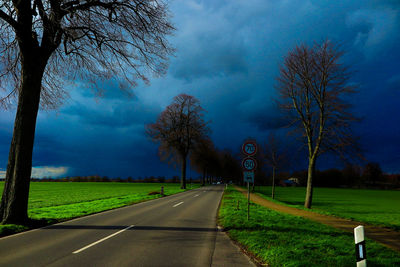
[173,201,184,207]
[73,225,134,254]
[194,194,199,197]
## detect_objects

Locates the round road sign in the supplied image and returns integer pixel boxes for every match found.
[242,141,257,156]
[242,157,257,171]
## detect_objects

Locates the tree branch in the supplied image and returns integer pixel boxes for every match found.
[0,9,18,29]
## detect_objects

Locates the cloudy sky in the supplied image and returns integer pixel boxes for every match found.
[1,0,400,178]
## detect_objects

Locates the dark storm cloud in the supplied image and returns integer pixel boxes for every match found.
[168,0,400,172]
[171,35,248,81]
[62,101,159,128]
[246,110,289,131]
[1,0,400,177]
[387,75,400,91]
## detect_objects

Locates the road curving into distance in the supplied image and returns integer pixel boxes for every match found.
[0,185,254,267]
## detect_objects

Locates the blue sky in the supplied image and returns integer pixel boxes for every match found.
[1,0,400,178]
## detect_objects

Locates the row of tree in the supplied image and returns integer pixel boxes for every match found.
[146,40,382,211]
[145,93,247,188]
[0,0,389,225]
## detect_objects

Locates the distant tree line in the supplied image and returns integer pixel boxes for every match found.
[259,162,400,190]
[12,160,396,190]
[25,176,188,183]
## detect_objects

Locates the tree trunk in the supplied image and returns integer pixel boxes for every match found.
[304,156,316,209]
[180,154,187,189]
[0,60,45,224]
[271,166,276,199]
[201,168,205,186]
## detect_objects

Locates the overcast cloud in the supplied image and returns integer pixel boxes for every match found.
[1,0,399,178]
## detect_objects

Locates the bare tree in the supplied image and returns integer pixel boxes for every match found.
[219,149,241,184]
[146,94,209,189]
[0,0,174,224]
[190,138,216,186]
[263,132,286,199]
[276,40,358,208]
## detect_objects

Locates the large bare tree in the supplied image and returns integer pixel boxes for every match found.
[0,0,174,224]
[146,94,209,189]
[276,40,358,208]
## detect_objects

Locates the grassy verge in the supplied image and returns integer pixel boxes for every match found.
[253,186,400,230]
[0,182,199,237]
[219,187,400,266]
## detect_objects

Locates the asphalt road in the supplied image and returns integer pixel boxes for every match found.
[0,185,254,267]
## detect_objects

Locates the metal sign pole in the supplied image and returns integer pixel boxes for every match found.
[247,181,250,220]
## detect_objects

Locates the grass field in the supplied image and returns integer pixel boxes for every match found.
[0,182,198,236]
[254,186,400,230]
[219,187,400,266]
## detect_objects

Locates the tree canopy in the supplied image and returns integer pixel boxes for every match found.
[0,0,174,108]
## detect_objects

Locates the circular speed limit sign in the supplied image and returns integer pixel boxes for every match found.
[242,141,257,156]
[242,157,257,171]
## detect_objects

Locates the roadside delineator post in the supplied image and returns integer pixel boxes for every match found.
[354,225,367,267]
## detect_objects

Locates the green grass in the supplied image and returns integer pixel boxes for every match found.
[0,182,198,236]
[219,187,400,266]
[254,186,400,230]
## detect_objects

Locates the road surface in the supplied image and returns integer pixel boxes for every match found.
[0,185,254,266]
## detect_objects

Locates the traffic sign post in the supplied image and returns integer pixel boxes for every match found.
[243,171,254,220]
[241,140,258,221]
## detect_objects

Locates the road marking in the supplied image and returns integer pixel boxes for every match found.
[173,201,184,207]
[203,191,206,192]
[194,194,199,197]
[73,225,134,254]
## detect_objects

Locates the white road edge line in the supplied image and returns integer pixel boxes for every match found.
[194,194,199,197]
[173,201,184,207]
[73,225,134,254]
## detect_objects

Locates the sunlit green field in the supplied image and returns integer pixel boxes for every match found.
[0,182,198,235]
[219,187,400,266]
[254,186,400,230]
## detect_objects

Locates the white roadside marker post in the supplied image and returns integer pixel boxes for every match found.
[354,225,367,267]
